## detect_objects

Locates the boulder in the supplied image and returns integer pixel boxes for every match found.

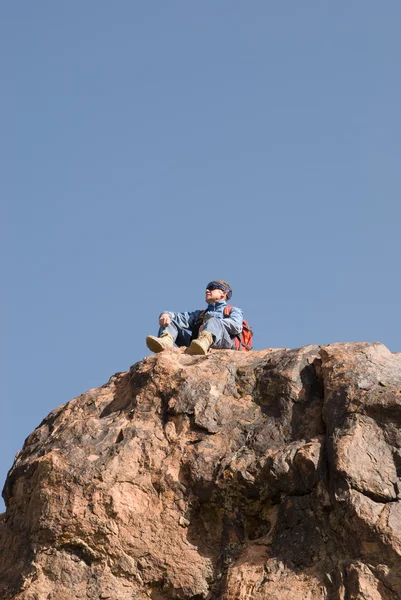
[1,342,400,599]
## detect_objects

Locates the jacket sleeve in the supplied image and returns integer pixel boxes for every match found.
[222,306,243,336]
[160,310,202,330]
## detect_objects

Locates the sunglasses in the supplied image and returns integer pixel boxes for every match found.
[206,284,222,292]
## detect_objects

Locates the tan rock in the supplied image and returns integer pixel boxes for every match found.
[1,343,401,598]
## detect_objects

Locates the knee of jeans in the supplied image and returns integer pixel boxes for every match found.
[204,316,219,326]
[203,317,224,332]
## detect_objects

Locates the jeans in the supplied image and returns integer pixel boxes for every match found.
[159,316,236,349]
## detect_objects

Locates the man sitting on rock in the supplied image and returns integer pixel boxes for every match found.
[146,280,243,356]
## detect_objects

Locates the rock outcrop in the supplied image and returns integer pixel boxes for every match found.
[1,342,401,599]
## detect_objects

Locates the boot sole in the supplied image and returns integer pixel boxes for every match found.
[146,336,168,353]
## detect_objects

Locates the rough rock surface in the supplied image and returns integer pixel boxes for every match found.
[1,342,401,599]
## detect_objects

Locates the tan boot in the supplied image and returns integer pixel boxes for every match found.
[187,331,213,355]
[146,332,174,353]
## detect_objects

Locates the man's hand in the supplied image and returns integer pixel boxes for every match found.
[159,313,171,327]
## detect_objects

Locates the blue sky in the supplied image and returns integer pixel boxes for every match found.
[2,2,400,509]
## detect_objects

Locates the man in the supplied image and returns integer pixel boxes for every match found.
[146,280,243,355]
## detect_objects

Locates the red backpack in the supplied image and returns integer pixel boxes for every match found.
[199,306,253,351]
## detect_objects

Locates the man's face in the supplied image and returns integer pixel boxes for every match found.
[205,286,227,304]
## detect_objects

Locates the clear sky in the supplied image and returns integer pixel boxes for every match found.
[2,2,400,510]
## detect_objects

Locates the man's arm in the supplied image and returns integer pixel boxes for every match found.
[221,307,243,335]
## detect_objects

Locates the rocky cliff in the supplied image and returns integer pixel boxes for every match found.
[1,342,401,600]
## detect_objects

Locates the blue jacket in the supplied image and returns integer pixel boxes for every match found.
[162,301,243,336]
